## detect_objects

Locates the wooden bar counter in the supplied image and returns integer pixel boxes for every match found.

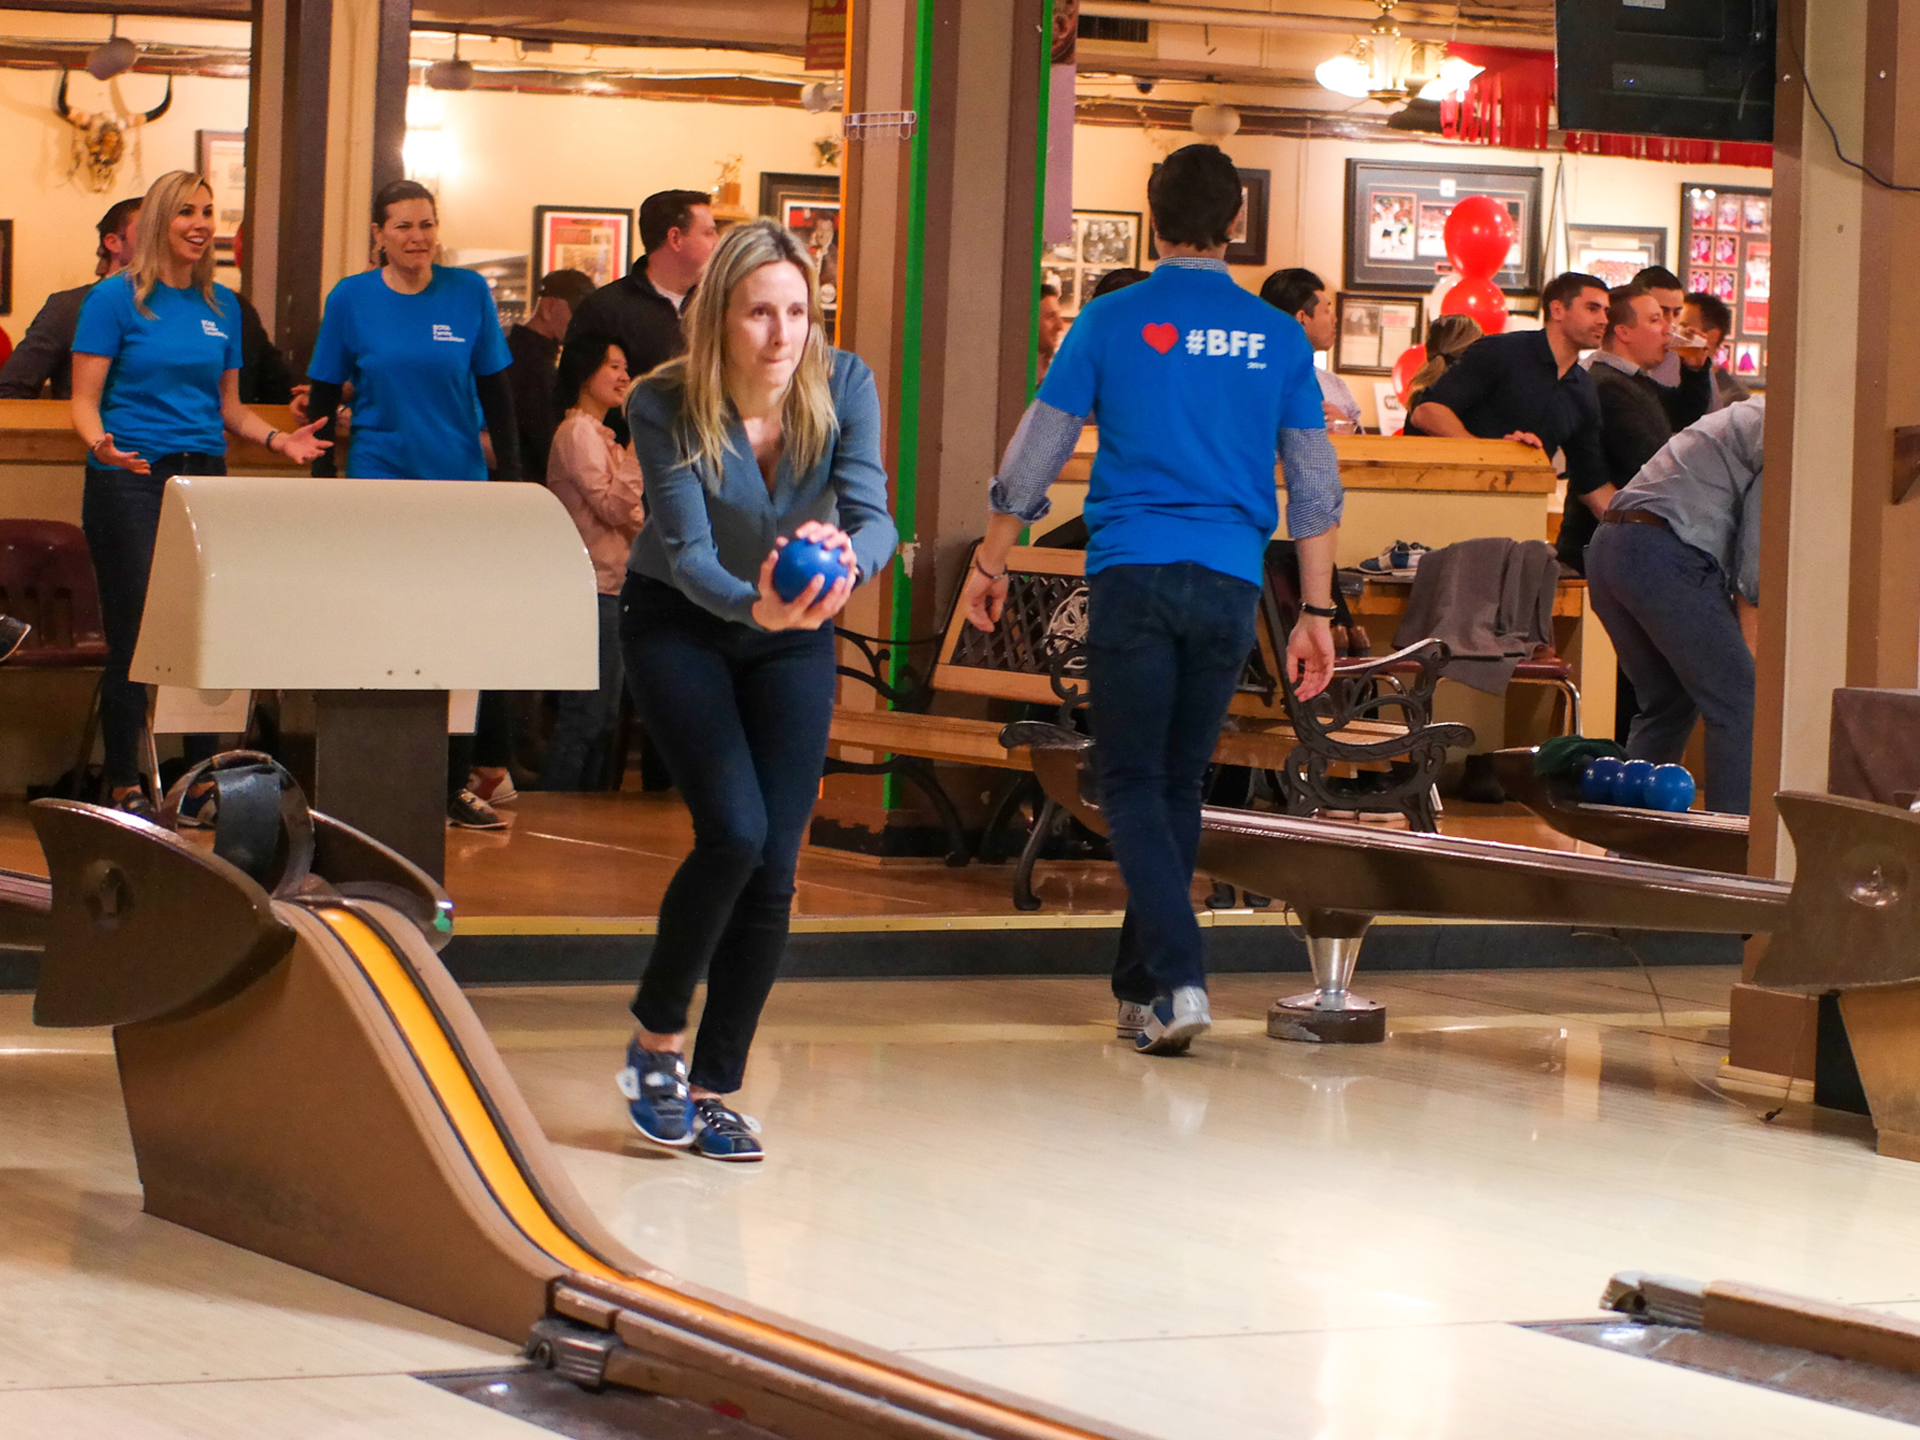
[1049,427,1616,740]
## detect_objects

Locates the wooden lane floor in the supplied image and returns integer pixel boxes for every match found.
[0,791,1598,920]
[8,965,1920,1436]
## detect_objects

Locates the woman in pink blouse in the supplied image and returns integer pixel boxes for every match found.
[541,333,646,789]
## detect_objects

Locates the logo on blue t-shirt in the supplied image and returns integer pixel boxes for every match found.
[200,319,227,339]
[1139,321,1267,366]
[432,324,466,343]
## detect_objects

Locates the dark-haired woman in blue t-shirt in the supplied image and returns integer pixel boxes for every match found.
[306,180,522,828]
[71,169,329,819]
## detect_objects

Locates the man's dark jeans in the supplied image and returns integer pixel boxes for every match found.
[1087,562,1260,1003]
[619,575,837,1095]
[1585,520,1754,814]
[81,455,224,788]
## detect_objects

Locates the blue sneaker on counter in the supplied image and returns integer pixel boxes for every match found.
[1135,986,1212,1055]
[1356,540,1430,578]
[616,1038,692,1148]
[690,1097,764,1163]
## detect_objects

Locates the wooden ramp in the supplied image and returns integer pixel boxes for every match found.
[27,787,1141,1440]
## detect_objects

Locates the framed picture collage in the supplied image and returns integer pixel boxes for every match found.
[1680,182,1770,388]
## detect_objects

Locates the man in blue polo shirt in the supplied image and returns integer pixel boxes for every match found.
[960,143,1344,1056]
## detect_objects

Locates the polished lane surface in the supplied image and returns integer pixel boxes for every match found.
[0,966,1913,1436]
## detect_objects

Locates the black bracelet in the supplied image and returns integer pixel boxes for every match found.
[972,554,1007,582]
[1300,602,1338,619]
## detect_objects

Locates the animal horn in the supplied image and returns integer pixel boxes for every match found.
[55,70,78,125]
[141,76,174,125]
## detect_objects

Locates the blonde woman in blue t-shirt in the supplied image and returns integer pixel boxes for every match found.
[70,170,328,819]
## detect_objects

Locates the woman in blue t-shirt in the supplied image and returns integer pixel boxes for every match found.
[70,169,329,818]
[306,179,522,829]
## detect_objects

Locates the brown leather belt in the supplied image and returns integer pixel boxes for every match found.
[1600,508,1670,530]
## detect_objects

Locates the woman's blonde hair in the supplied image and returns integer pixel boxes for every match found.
[129,171,221,319]
[1406,312,1483,397]
[651,218,836,491]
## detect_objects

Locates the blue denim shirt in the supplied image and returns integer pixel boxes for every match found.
[625,348,898,627]
[1609,398,1764,603]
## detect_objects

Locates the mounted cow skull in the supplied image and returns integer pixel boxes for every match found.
[55,71,173,194]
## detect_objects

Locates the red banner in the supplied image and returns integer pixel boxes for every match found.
[806,0,849,73]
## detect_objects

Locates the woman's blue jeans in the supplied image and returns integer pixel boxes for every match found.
[619,575,837,1094]
[81,455,224,788]
[1086,562,1260,1004]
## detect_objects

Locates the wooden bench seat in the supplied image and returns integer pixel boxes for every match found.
[823,541,1465,910]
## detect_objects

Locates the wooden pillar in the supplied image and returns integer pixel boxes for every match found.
[1733,0,1920,1078]
[247,0,332,369]
[244,0,410,372]
[816,0,1051,854]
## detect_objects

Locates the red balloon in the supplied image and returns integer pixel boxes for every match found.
[1391,344,1426,407]
[1442,275,1509,334]
[1443,195,1516,281]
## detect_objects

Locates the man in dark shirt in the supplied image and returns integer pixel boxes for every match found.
[1573,283,1712,572]
[505,268,595,481]
[566,189,718,386]
[1409,270,1611,559]
[0,198,139,399]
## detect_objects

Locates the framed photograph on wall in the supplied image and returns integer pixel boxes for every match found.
[197,130,247,257]
[1045,210,1141,315]
[532,206,633,291]
[1566,223,1667,290]
[1344,159,1543,294]
[1679,181,1771,387]
[759,172,842,326]
[1147,167,1270,267]
[1332,292,1423,376]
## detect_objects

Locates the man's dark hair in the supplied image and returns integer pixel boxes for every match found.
[554,332,628,413]
[639,189,712,253]
[538,269,596,308]
[1258,268,1326,319]
[1040,282,1061,300]
[97,197,141,242]
[1605,282,1651,336]
[1148,144,1243,250]
[1541,271,1607,315]
[1633,265,1684,293]
[1686,290,1733,338]
[1089,267,1148,301]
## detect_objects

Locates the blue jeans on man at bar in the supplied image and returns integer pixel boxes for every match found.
[1087,562,1260,1004]
[1584,520,1754,815]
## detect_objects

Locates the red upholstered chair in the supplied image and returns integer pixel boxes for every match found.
[0,519,112,790]
[0,326,12,366]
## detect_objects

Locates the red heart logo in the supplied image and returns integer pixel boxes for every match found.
[1141,322,1179,354]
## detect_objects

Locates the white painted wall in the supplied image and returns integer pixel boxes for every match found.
[1070,124,1774,427]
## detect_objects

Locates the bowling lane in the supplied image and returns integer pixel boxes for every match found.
[0,998,519,1400]
[482,968,1920,1439]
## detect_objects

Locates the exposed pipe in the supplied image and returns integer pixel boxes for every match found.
[1077,1,1557,50]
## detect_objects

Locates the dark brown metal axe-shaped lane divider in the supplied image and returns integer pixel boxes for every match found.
[1005,723,1920,1146]
[1488,747,1749,875]
[18,792,1150,1440]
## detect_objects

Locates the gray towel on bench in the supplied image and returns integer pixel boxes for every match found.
[1394,537,1560,694]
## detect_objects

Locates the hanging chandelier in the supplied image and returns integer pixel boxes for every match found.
[1314,0,1482,108]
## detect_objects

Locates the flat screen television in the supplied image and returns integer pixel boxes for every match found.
[1555,0,1775,143]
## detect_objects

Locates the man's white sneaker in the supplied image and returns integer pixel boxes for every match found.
[1135,986,1211,1055]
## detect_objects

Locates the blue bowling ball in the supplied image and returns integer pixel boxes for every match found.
[1647,764,1697,813]
[1614,758,1657,807]
[1581,757,1624,804]
[773,537,853,602]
